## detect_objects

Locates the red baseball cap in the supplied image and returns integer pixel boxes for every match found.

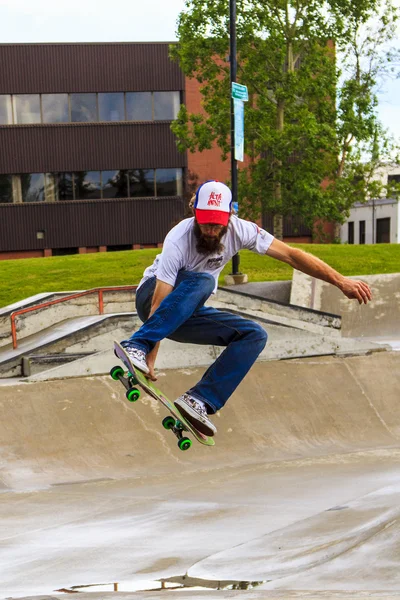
[194,180,232,226]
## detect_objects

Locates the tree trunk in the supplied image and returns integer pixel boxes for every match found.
[273,99,285,240]
[273,26,293,242]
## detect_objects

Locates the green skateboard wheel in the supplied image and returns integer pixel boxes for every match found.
[126,387,141,402]
[178,437,192,451]
[110,366,124,380]
[162,416,176,430]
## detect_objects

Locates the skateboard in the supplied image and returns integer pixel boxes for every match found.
[110,341,215,451]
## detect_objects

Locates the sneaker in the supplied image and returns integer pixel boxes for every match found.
[122,344,149,374]
[174,393,217,437]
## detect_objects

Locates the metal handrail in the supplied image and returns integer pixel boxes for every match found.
[10,285,137,350]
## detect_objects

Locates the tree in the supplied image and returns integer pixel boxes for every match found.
[171,0,399,239]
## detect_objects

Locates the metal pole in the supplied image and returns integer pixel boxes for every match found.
[372,198,375,244]
[230,0,240,275]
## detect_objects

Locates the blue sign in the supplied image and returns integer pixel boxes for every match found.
[234,98,245,162]
[232,82,249,101]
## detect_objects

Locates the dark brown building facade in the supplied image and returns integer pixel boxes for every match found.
[0,43,189,258]
[0,42,313,260]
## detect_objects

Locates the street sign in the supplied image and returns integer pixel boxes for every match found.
[234,98,245,162]
[231,82,248,101]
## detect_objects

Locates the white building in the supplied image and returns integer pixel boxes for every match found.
[340,165,400,244]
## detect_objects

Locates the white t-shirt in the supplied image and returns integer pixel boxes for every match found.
[138,215,275,293]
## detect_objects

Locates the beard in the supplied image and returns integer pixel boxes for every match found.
[193,221,228,255]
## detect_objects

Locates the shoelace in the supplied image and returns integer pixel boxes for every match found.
[184,394,207,417]
[127,348,145,360]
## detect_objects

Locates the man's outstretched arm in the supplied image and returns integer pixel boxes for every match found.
[266,238,372,305]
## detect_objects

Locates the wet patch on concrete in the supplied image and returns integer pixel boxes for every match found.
[135,556,182,574]
[51,477,115,487]
[163,575,267,590]
[62,576,267,593]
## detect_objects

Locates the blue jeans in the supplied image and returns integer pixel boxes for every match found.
[123,271,268,413]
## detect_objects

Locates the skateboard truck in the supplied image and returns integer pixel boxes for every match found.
[110,365,193,451]
[111,341,214,451]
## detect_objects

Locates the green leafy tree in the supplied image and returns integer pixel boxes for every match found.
[171,0,399,239]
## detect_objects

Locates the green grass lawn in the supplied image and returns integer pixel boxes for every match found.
[1,243,399,308]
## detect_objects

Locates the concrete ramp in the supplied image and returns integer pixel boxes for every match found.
[1,352,399,491]
[1,351,400,598]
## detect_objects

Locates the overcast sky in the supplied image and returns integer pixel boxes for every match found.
[1,0,399,146]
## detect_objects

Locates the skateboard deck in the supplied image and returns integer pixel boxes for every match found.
[111,341,215,450]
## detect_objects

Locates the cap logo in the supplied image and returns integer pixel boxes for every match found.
[207,192,222,207]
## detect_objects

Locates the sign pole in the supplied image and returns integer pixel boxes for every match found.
[229,0,240,276]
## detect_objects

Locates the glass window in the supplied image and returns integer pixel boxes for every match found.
[388,174,400,184]
[44,173,57,201]
[128,169,155,197]
[102,170,129,198]
[21,173,45,202]
[156,168,183,197]
[348,221,354,244]
[376,217,390,243]
[71,93,97,123]
[359,220,366,245]
[126,92,152,121]
[55,173,74,200]
[42,94,69,123]
[0,95,12,125]
[153,91,180,120]
[98,93,124,122]
[13,95,41,124]
[0,174,13,203]
[74,171,101,200]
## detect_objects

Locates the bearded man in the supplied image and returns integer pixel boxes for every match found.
[120,180,372,436]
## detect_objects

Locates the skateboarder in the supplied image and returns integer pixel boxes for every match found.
[120,180,372,436]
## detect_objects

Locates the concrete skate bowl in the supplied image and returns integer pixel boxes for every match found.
[1,351,400,598]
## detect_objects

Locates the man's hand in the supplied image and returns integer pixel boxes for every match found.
[338,277,372,305]
[142,280,174,382]
[145,343,159,381]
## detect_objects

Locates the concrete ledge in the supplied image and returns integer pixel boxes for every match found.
[291,271,400,338]
[224,273,249,285]
[214,288,341,331]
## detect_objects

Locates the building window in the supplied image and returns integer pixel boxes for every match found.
[44,173,57,201]
[9,168,185,203]
[42,94,69,123]
[153,91,180,120]
[3,91,181,125]
[156,168,183,196]
[126,92,152,121]
[102,170,129,198]
[20,173,46,202]
[387,174,400,198]
[55,172,74,200]
[359,220,366,244]
[376,217,390,243]
[98,93,125,122]
[0,174,13,203]
[348,221,354,244]
[128,169,154,197]
[71,93,98,122]
[0,95,12,125]
[388,174,400,184]
[74,171,101,200]
[13,94,41,124]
